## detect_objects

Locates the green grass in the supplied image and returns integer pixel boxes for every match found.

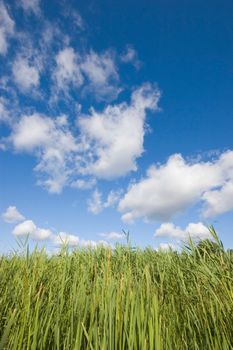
[0,227,233,349]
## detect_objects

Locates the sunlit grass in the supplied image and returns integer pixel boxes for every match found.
[0,227,232,349]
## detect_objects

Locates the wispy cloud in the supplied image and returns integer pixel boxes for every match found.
[121,45,141,69]
[87,189,122,214]
[0,1,14,55]
[18,0,41,15]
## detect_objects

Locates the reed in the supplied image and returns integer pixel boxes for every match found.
[0,227,232,349]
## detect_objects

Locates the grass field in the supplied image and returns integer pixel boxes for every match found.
[0,228,232,349]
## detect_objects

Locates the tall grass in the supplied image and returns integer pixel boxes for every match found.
[0,227,232,349]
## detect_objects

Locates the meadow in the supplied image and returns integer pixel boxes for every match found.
[0,228,232,349]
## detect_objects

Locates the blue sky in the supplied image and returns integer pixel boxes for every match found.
[0,0,233,253]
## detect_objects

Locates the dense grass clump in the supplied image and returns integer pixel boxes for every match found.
[0,228,233,349]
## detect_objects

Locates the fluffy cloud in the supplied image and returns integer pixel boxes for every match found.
[119,150,233,222]
[2,206,25,223]
[12,57,40,91]
[155,222,211,241]
[0,1,14,55]
[78,83,160,178]
[12,220,52,240]
[99,232,125,240]
[10,113,78,193]
[10,213,106,247]
[87,189,122,214]
[9,84,160,193]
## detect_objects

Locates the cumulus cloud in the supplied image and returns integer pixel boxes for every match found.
[99,232,125,240]
[8,84,160,193]
[78,83,160,178]
[12,220,52,240]
[12,57,40,92]
[87,189,122,214]
[121,45,141,69]
[10,212,106,247]
[2,206,25,223]
[119,150,233,222]
[10,113,78,193]
[0,1,14,55]
[155,222,211,241]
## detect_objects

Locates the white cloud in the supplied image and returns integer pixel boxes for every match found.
[19,0,40,15]
[78,83,160,178]
[10,113,78,193]
[72,11,85,30]
[0,1,14,55]
[99,232,125,240]
[51,232,108,248]
[121,45,141,69]
[53,48,119,101]
[12,220,52,240]
[156,243,177,251]
[119,150,233,222]
[71,178,96,190]
[12,57,40,91]
[51,232,80,247]
[155,222,211,241]
[87,189,102,214]
[0,97,9,123]
[8,84,160,193]
[88,189,122,214]
[53,47,83,93]
[2,206,25,223]
[81,50,120,100]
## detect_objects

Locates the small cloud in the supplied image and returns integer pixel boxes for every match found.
[156,243,177,251]
[12,56,40,92]
[87,189,122,214]
[71,178,96,190]
[99,231,125,240]
[121,45,141,69]
[72,11,85,30]
[2,206,25,223]
[51,232,80,247]
[87,189,103,214]
[12,219,52,240]
[155,222,211,241]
